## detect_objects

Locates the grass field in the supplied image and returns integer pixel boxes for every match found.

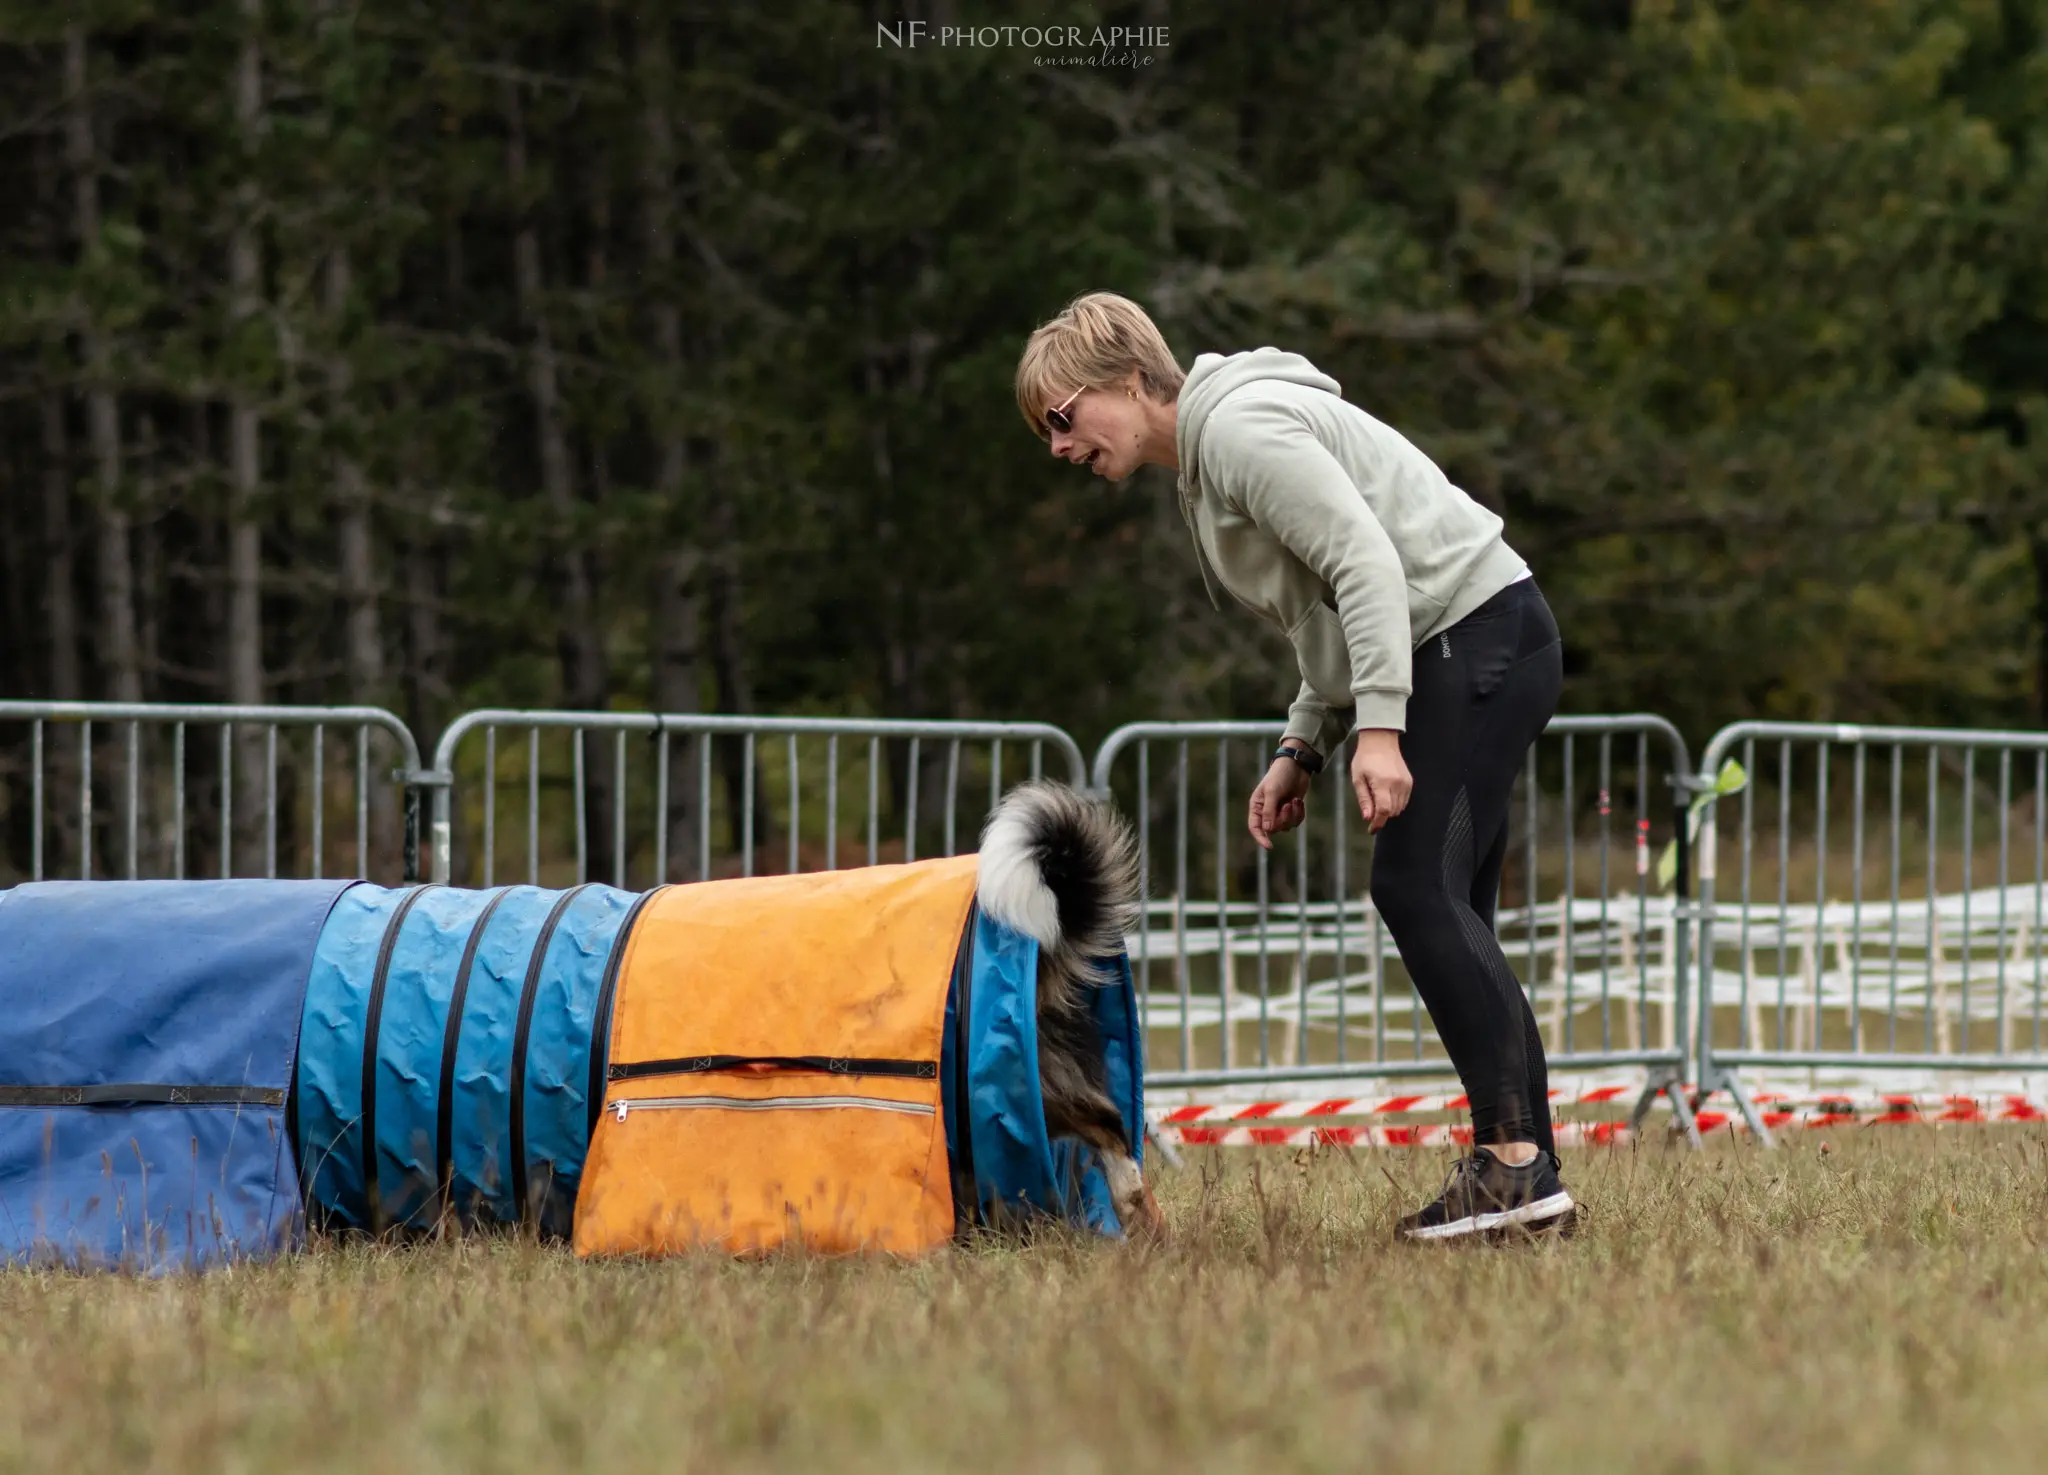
[2,1131,2044,1474]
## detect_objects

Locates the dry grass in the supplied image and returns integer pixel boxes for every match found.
[3,1131,2046,1474]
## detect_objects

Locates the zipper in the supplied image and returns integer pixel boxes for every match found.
[585,885,670,1136]
[608,1053,936,1084]
[611,1093,935,1122]
[949,902,979,1232]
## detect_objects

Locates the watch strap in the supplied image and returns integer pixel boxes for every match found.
[1275,743,1324,775]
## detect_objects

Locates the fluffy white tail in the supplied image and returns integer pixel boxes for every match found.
[975,780,1139,988]
[975,781,1159,1237]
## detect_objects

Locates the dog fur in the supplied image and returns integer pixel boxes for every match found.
[977,781,1164,1240]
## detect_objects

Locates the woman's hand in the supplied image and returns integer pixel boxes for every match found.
[1248,754,1314,850]
[1351,729,1412,833]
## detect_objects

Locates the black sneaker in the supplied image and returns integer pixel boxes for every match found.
[1396,1148,1576,1242]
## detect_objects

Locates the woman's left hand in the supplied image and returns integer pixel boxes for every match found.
[1351,729,1413,833]
[1248,756,1314,850]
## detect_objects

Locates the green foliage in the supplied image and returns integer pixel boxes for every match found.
[1,0,2045,754]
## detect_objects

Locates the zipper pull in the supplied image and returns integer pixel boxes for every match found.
[613,1099,628,1123]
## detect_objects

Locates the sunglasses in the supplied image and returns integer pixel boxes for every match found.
[1045,386,1084,436]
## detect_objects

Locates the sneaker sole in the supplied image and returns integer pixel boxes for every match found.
[1487,1203,1580,1243]
[1401,1190,1575,1242]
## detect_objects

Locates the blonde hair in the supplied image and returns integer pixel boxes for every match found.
[1015,291,1185,439]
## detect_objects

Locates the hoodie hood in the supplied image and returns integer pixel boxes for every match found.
[1173,348,1344,609]
[1175,348,1343,490]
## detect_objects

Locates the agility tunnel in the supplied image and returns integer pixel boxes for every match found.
[0,833,1144,1269]
[573,855,1146,1256]
[0,879,351,1271]
[295,881,642,1241]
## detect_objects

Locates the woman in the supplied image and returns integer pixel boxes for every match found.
[1016,291,1572,1241]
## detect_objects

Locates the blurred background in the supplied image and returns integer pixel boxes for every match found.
[4,1,2047,1097]
[5,2,2045,751]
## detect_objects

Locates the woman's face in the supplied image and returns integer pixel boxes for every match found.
[1047,380,1149,481]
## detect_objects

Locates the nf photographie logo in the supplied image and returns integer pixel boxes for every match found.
[877,21,1170,67]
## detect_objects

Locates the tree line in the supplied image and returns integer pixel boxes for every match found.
[3,0,2045,786]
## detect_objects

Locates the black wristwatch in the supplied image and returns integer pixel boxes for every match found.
[1275,743,1324,775]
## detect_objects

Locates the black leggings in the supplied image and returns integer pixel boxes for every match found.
[1368,578,1563,1155]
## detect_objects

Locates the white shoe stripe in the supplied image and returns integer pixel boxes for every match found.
[1403,1190,1575,1241]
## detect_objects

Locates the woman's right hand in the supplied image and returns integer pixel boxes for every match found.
[1248,754,1315,850]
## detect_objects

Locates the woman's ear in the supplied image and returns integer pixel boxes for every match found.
[1124,369,1144,400]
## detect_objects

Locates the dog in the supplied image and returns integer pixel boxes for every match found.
[977,781,1166,1240]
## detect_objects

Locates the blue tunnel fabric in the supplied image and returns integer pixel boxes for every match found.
[514,884,636,1236]
[295,882,383,1227]
[0,869,1138,1267]
[941,908,1145,1236]
[1054,951,1147,1235]
[296,882,636,1236]
[0,879,355,1271]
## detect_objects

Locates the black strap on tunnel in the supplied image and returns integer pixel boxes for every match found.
[434,886,513,1220]
[606,1054,938,1083]
[360,884,439,1235]
[950,900,980,1234]
[508,883,595,1229]
[0,1084,285,1107]
[585,885,668,1139]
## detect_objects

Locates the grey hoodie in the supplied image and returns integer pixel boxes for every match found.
[1174,349,1529,754]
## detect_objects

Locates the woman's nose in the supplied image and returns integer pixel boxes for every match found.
[1049,430,1075,457]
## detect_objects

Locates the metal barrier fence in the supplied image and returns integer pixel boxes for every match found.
[0,702,427,884]
[1089,715,1703,1142]
[1693,721,2048,1147]
[424,710,1089,888]
[27,699,2048,1152]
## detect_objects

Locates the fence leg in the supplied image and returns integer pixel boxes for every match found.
[1627,1065,1703,1149]
[1704,1066,1777,1148]
[1661,1071,1703,1148]
[400,767,455,884]
[402,782,422,884]
[1144,1121,1185,1172]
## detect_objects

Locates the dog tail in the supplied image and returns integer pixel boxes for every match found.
[975,780,1140,1010]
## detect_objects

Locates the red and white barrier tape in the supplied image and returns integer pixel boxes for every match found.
[1160,1121,1635,1149]
[1154,1087,1636,1123]
[1150,1091,2048,1147]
